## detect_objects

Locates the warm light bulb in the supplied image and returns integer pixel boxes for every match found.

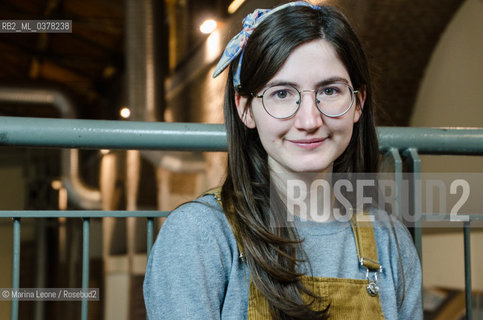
[120,107,131,119]
[51,180,62,190]
[228,0,245,14]
[200,19,217,34]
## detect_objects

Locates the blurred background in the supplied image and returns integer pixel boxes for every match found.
[0,0,482,319]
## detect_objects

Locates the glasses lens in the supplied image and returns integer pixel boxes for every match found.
[316,83,354,117]
[262,85,299,118]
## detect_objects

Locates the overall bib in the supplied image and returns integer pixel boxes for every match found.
[206,189,385,319]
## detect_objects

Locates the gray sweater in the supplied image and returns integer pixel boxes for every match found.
[144,195,422,319]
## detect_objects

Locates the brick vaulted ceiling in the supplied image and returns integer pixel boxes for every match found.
[0,0,466,126]
[336,0,465,125]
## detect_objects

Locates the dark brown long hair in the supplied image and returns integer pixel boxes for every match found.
[221,4,379,319]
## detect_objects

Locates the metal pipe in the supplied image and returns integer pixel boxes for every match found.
[62,149,101,209]
[0,210,169,218]
[126,0,159,123]
[0,88,75,118]
[2,116,483,155]
[0,116,227,151]
[378,127,483,155]
[0,87,101,209]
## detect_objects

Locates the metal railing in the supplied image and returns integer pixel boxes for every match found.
[0,116,482,320]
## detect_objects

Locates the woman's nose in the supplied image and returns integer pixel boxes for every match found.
[294,90,323,131]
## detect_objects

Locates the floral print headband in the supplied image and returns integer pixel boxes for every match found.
[212,1,320,88]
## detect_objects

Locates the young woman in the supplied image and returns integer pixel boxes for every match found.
[144,2,422,319]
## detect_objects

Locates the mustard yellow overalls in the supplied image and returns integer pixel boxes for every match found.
[206,189,385,319]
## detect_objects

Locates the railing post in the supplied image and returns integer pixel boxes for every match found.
[403,148,422,261]
[81,218,90,320]
[11,218,21,320]
[147,218,154,258]
[146,217,154,320]
[464,221,472,320]
[385,148,403,220]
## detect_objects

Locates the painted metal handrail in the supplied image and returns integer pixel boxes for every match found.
[1,116,483,154]
[0,211,169,218]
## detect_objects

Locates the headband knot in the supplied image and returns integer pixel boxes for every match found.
[212,1,320,88]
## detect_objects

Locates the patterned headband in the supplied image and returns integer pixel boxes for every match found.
[212,1,320,88]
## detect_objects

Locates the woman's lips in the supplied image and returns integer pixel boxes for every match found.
[287,137,327,150]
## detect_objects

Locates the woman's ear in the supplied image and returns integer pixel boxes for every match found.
[353,85,366,123]
[235,93,256,128]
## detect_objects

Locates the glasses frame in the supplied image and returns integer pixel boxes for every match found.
[253,82,359,119]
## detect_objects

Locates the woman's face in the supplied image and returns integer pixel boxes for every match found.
[236,39,364,175]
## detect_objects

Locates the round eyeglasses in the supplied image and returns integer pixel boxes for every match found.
[253,82,359,119]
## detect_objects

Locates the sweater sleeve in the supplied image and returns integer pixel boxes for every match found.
[143,199,236,320]
[393,219,423,320]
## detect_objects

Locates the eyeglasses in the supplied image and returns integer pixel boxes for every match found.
[253,82,358,119]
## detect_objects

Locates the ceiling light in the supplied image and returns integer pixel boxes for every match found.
[120,107,131,119]
[200,19,217,34]
[228,0,245,14]
[51,180,62,190]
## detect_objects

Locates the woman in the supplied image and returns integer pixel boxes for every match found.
[144,2,422,319]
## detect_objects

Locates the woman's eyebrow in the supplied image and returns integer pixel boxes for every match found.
[263,80,298,88]
[264,77,350,89]
[316,77,350,86]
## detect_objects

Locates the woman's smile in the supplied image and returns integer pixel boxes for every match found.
[286,137,328,150]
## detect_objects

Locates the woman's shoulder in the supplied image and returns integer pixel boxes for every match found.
[157,194,237,251]
[167,194,224,224]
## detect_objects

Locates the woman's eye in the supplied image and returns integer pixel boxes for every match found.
[275,90,289,99]
[323,87,337,95]
[265,86,295,101]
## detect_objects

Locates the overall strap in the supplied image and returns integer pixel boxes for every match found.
[203,187,245,258]
[350,211,382,272]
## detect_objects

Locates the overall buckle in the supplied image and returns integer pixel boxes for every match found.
[360,257,382,297]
